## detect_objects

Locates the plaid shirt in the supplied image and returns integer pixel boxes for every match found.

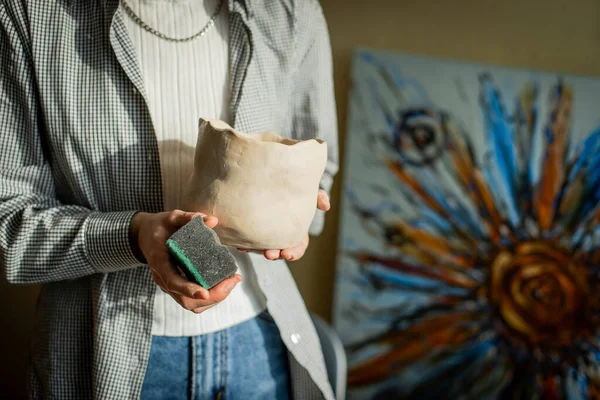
[0,0,338,398]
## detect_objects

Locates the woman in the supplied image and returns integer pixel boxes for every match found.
[0,0,338,398]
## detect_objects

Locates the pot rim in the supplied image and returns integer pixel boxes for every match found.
[199,118,326,148]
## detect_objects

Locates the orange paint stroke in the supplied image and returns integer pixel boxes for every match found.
[395,221,476,269]
[445,123,507,245]
[534,85,573,232]
[347,312,481,387]
[387,160,480,248]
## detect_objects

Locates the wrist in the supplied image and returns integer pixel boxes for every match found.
[129,212,147,263]
[85,211,145,273]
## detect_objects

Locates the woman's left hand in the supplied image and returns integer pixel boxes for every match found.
[238,189,330,261]
[266,232,310,262]
[266,189,330,261]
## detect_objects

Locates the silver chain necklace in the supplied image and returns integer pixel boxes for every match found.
[120,0,224,43]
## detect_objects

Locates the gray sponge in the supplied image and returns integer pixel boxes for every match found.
[166,217,237,289]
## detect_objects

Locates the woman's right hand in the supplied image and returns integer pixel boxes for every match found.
[130,210,242,314]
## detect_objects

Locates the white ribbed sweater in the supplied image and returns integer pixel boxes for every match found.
[122,0,266,336]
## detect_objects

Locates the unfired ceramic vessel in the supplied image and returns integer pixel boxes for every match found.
[184,118,327,250]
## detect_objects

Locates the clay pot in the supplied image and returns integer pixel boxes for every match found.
[184,118,327,250]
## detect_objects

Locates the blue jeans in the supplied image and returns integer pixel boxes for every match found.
[141,312,290,400]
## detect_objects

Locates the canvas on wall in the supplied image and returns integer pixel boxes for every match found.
[333,49,600,399]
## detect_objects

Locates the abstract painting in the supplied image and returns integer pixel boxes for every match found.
[333,49,600,399]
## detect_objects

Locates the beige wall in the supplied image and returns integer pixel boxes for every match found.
[2,0,600,397]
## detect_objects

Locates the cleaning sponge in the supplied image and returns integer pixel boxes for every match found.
[166,217,238,289]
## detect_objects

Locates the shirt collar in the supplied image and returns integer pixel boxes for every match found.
[228,0,253,19]
[104,0,253,16]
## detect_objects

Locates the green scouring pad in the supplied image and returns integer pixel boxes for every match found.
[166,217,238,289]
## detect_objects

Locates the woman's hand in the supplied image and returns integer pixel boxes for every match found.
[239,189,330,261]
[266,232,310,262]
[130,210,242,314]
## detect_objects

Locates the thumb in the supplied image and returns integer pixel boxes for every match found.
[317,190,330,211]
[201,215,219,229]
[209,274,242,302]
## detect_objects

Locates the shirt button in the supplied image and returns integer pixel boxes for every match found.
[290,333,301,344]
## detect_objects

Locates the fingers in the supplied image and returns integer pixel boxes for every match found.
[202,215,219,229]
[264,249,281,260]
[206,274,243,303]
[280,245,305,261]
[237,248,265,255]
[263,233,310,261]
[317,189,330,211]
[191,304,215,314]
[192,286,210,300]
[167,210,201,227]
[151,261,242,313]
[280,234,309,261]
[153,257,204,299]
[176,274,242,313]
[167,210,218,229]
